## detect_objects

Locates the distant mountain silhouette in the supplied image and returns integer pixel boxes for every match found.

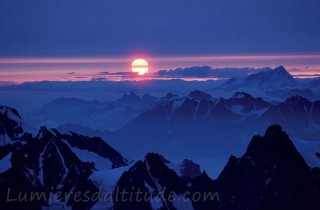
[111,92,157,109]
[245,66,296,89]
[221,66,297,91]
[110,90,320,157]
[266,88,315,101]
[259,95,320,138]
[30,92,157,131]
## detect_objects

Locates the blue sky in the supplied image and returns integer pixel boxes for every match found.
[1,0,320,57]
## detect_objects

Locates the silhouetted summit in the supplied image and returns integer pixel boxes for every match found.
[216,124,319,210]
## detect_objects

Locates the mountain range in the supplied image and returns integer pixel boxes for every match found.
[106,90,320,174]
[1,66,320,209]
[19,66,317,136]
[15,78,319,177]
[1,105,320,209]
[28,86,319,177]
[105,126,320,210]
[27,92,157,131]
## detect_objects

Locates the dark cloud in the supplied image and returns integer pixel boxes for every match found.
[156,66,272,78]
[74,76,89,79]
[94,66,272,80]
[0,81,16,86]
[97,72,110,75]
[90,77,107,82]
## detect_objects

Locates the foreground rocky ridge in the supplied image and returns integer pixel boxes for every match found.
[114,125,320,210]
[0,106,128,209]
[1,105,320,210]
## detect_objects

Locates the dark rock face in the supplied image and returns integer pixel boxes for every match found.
[0,167,45,210]
[180,159,202,179]
[215,125,320,210]
[0,106,24,146]
[0,106,129,210]
[114,125,320,210]
[190,171,218,210]
[1,127,99,210]
[2,104,320,210]
[58,131,128,168]
[114,153,189,210]
[114,153,219,210]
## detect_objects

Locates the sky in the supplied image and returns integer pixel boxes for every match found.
[1,55,320,83]
[0,0,320,82]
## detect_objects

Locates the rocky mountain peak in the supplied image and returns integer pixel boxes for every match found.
[188,90,213,101]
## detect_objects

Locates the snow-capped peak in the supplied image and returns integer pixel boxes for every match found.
[244,66,296,89]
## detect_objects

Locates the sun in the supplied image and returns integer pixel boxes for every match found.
[131,59,149,75]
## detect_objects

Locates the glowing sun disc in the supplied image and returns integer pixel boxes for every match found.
[132,59,149,75]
